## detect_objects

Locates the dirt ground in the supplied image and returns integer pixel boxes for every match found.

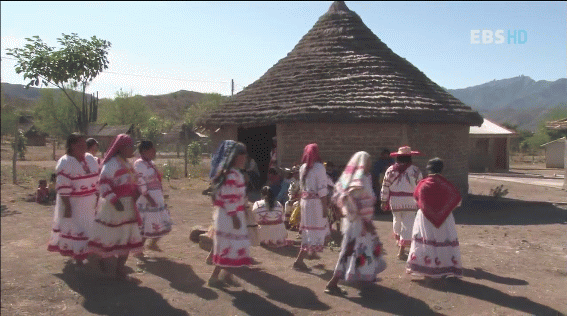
[1,145,566,315]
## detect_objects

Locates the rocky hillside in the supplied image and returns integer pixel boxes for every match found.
[1,83,208,123]
[447,76,567,131]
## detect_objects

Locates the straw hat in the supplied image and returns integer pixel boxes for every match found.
[390,146,422,157]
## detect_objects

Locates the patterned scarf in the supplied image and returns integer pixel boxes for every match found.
[332,151,371,209]
[210,140,246,195]
[414,174,462,228]
[300,143,322,184]
[101,134,133,165]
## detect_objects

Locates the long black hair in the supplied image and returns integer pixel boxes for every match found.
[261,186,275,211]
[65,133,85,154]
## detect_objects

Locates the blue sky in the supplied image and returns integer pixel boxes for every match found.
[1,1,565,99]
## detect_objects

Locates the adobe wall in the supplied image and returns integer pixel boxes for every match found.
[210,122,471,195]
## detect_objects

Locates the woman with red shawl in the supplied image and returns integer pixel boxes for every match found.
[88,134,144,280]
[406,158,463,279]
[293,143,329,271]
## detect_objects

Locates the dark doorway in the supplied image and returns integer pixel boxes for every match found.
[237,125,276,186]
[494,138,508,170]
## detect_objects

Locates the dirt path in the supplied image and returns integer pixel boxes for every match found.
[1,146,566,315]
[2,170,566,315]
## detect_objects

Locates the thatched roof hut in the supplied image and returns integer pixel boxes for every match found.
[198,1,483,193]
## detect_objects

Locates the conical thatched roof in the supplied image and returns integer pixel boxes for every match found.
[199,1,483,127]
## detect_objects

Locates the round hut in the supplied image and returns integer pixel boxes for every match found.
[198,1,483,194]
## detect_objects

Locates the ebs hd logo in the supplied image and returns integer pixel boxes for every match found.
[471,30,527,44]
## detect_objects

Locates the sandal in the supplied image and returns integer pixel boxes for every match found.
[222,276,241,287]
[324,286,347,296]
[292,261,311,271]
[147,244,163,252]
[208,277,228,289]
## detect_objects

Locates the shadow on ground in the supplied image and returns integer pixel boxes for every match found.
[463,267,528,285]
[415,277,563,315]
[54,261,188,315]
[455,195,567,226]
[136,257,218,300]
[348,284,443,315]
[231,267,330,311]
[225,289,294,315]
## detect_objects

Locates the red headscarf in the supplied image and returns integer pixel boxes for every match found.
[101,134,133,165]
[413,174,462,228]
[301,143,322,181]
[301,143,321,169]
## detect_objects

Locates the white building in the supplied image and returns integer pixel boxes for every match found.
[541,137,566,169]
[469,118,518,172]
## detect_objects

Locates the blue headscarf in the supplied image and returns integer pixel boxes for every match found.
[209,140,247,195]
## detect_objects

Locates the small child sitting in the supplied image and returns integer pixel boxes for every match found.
[36,180,49,204]
[47,173,57,202]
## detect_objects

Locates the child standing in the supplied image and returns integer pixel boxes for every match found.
[134,141,172,255]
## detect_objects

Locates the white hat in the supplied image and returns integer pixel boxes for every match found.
[390,146,422,157]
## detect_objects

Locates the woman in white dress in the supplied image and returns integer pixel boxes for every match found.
[207,140,252,288]
[293,143,329,271]
[48,133,99,265]
[406,158,463,279]
[134,141,172,255]
[88,134,144,280]
[325,151,387,295]
[253,186,288,247]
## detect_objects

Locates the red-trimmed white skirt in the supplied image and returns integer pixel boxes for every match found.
[406,210,462,278]
[212,207,252,267]
[137,189,172,238]
[88,197,144,258]
[47,194,97,260]
[392,210,416,247]
[299,198,329,253]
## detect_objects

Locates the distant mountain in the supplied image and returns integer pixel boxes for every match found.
[1,82,209,123]
[447,76,567,131]
[4,76,566,130]
[137,90,209,122]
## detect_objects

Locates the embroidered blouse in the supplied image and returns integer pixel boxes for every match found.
[213,168,247,217]
[56,154,99,198]
[99,156,138,204]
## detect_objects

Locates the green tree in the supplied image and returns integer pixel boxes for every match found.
[187,141,202,167]
[99,89,151,130]
[13,129,27,160]
[1,91,18,137]
[33,88,79,139]
[185,93,225,129]
[6,33,111,134]
[140,116,172,144]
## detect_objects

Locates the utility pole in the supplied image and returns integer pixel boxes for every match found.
[231,79,234,96]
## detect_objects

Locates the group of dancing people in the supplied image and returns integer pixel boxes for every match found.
[207,140,463,295]
[47,133,172,281]
[47,132,463,293]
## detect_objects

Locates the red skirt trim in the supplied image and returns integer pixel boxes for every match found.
[212,255,253,267]
[413,237,460,247]
[47,245,89,260]
[94,218,138,228]
[406,262,463,277]
[51,230,89,241]
[87,240,144,252]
